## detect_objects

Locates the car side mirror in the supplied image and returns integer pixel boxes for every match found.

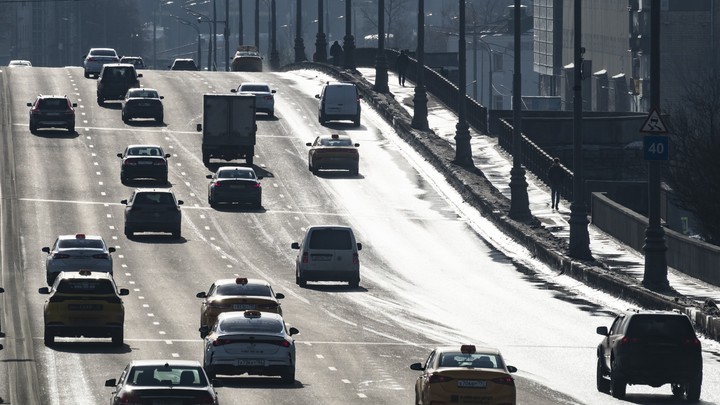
[271,90,276,94]
[596,326,609,336]
[196,124,202,132]
[410,362,424,371]
[196,292,207,298]
[42,247,50,253]
[231,89,238,93]
[356,242,362,251]
[211,378,223,387]
[104,378,116,387]
[291,242,300,249]
[206,174,213,179]
[165,154,171,158]
[117,153,123,158]
[358,94,363,99]
[38,287,50,294]
[275,293,285,299]
[0,344,3,350]
[159,96,164,99]
[120,199,128,205]
[118,288,130,296]
[108,247,116,253]
[288,327,299,336]
[72,103,78,108]
[0,287,5,293]
[199,326,209,339]
[27,102,32,107]
[305,143,312,147]
[314,94,320,99]
[506,365,518,373]
[137,73,143,78]
[177,200,184,205]
[257,175,263,180]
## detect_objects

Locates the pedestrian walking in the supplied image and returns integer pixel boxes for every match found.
[330,41,343,66]
[395,50,410,86]
[547,157,563,210]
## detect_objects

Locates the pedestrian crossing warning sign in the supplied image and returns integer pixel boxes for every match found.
[640,108,669,133]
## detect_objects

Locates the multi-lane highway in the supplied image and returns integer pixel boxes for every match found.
[1,66,719,404]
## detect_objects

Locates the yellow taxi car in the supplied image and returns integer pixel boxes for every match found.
[410,344,517,405]
[196,277,285,329]
[39,270,129,347]
[306,134,360,176]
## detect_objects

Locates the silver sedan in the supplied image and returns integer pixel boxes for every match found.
[42,233,115,285]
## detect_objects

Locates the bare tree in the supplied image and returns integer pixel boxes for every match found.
[356,0,414,49]
[665,68,720,244]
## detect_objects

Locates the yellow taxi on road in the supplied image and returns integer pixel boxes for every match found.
[40,270,129,347]
[196,277,285,329]
[410,345,517,405]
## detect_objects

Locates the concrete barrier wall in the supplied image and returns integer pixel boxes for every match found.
[592,192,720,286]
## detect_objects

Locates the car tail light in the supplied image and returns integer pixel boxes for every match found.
[212,338,234,347]
[153,161,167,166]
[117,392,141,404]
[428,373,453,384]
[191,396,217,404]
[207,302,230,309]
[620,337,641,345]
[275,340,291,348]
[52,253,70,259]
[263,95,273,100]
[492,376,515,386]
[251,183,261,189]
[124,160,137,166]
[213,181,224,187]
[301,252,308,264]
[682,338,701,347]
[48,296,66,303]
[105,296,122,304]
[352,253,359,264]
[87,57,97,61]
[256,303,278,310]
[93,253,110,259]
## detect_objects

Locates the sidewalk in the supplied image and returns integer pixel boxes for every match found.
[346,66,720,339]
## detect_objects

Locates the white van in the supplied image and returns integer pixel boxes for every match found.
[315,82,362,127]
[291,225,362,288]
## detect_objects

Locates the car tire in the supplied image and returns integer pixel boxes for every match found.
[280,367,295,384]
[172,229,181,239]
[671,383,685,398]
[68,124,75,133]
[254,198,262,209]
[686,377,702,402]
[160,175,168,184]
[97,96,104,106]
[609,365,626,399]
[351,165,359,176]
[246,155,254,166]
[297,271,307,288]
[353,116,361,127]
[596,358,610,394]
[124,226,133,238]
[156,114,163,123]
[84,71,90,78]
[29,123,37,134]
[44,328,54,346]
[46,274,55,285]
[268,110,274,118]
[112,330,124,347]
[349,277,360,288]
[202,152,210,166]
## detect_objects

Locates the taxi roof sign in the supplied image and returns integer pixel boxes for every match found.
[460,345,476,354]
[236,277,248,285]
[640,108,668,133]
[244,310,262,318]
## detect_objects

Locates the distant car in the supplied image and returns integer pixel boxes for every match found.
[27,95,77,134]
[206,166,262,208]
[169,58,199,71]
[117,144,171,183]
[122,87,164,123]
[196,277,285,329]
[97,63,142,105]
[39,270,129,346]
[121,188,183,238]
[306,133,360,175]
[230,82,276,116]
[231,45,263,72]
[83,47,119,78]
[105,360,220,404]
[291,225,362,288]
[119,56,146,69]
[200,310,298,383]
[596,309,703,401]
[42,233,115,285]
[315,81,362,127]
[8,59,32,67]
[410,344,518,405]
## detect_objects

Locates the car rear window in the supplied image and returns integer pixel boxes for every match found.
[216,284,272,296]
[92,50,117,57]
[219,317,283,333]
[439,353,502,368]
[58,239,104,249]
[240,85,269,92]
[38,98,70,110]
[133,192,175,205]
[127,89,158,98]
[627,315,696,339]
[128,147,162,156]
[129,366,208,386]
[56,279,115,294]
[218,170,254,179]
[308,229,352,249]
[320,138,352,146]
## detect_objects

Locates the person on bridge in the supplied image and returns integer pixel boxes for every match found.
[395,50,410,86]
[547,157,563,210]
[330,41,343,66]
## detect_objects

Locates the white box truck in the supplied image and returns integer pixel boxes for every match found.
[196,94,257,166]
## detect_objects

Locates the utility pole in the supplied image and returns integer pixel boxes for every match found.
[315,0,327,62]
[411,0,429,131]
[238,0,243,46]
[270,0,279,69]
[294,0,307,62]
[342,0,356,69]
[454,0,473,167]
[224,0,230,71]
[255,0,260,50]
[373,0,389,93]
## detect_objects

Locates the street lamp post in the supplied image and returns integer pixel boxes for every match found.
[224,0,230,71]
[373,0,389,93]
[270,0,280,69]
[411,0,429,130]
[255,0,260,50]
[238,0,244,46]
[294,0,307,62]
[315,0,327,62]
[454,0,473,167]
[342,0,356,69]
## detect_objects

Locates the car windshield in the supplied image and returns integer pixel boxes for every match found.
[439,353,502,368]
[38,98,70,110]
[319,138,352,147]
[56,279,115,294]
[128,365,208,387]
[218,170,255,179]
[216,284,272,296]
[308,229,352,249]
[133,192,175,205]
[218,317,283,333]
[128,147,163,156]
[240,85,269,92]
[57,239,104,249]
[128,90,158,98]
[627,315,696,339]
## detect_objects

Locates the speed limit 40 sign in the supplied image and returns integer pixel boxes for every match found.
[643,135,669,161]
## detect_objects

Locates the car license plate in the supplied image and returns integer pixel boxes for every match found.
[458,380,487,388]
[236,359,264,366]
[139,161,153,165]
[138,102,151,107]
[233,304,255,310]
[310,254,332,261]
[230,185,245,189]
[68,304,102,311]
[152,401,182,405]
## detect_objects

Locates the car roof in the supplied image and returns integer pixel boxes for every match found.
[435,345,502,356]
[89,47,117,52]
[217,166,254,173]
[306,225,353,231]
[217,310,284,322]
[127,144,163,149]
[127,88,158,93]
[102,63,135,68]
[213,278,271,287]
[622,309,687,317]
[36,95,70,99]
[325,82,356,87]
[128,359,203,367]
[240,82,270,87]
[121,56,143,60]
[134,188,174,193]
[56,270,114,281]
[319,134,352,141]
[57,233,104,241]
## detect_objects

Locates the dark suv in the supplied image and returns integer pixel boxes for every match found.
[596,309,702,401]
[121,188,183,239]
[27,95,77,134]
[97,63,142,105]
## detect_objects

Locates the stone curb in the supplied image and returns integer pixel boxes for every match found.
[281,62,720,342]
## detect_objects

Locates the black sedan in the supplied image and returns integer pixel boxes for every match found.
[118,144,170,183]
[207,166,262,208]
[121,88,164,123]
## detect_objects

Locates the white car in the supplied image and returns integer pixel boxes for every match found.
[231,82,276,116]
[8,60,32,67]
[42,234,115,285]
[83,47,119,78]
[200,310,298,383]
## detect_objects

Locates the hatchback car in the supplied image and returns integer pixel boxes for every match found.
[105,360,220,404]
[118,144,171,183]
[200,310,298,383]
[83,47,119,78]
[231,45,263,72]
[410,345,518,405]
[206,166,262,208]
[8,59,32,67]
[170,58,199,71]
[231,82,276,116]
[119,56,146,69]
[315,81,362,127]
[42,233,115,285]
[121,188,183,238]
[196,277,285,329]
[27,95,77,134]
[40,270,129,346]
[122,88,164,123]
[596,309,703,401]
[291,225,362,287]
[307,134,360,175]
[96,63,142,105]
